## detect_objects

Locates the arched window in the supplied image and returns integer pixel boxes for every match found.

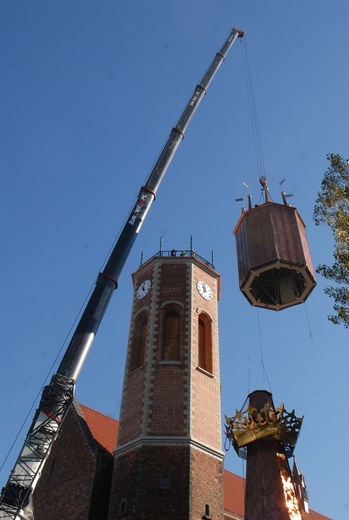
[198,318,206,368]
[130,313,147,371]
[163,312,180,361]
[138,319,147,367]
[198,313,212,373]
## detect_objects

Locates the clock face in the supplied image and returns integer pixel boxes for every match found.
[197,280,212,300]
[136,279,151,299]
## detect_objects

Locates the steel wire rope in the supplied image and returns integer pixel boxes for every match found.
[0,144,176,473]
[0,283,95,473]
[0,190,141,474]
[256,308,272,394]
[240,38,266,181]
[241,456,246,502]
[240,39,273,389]
[247,355,251,395]
[304,302,314,343]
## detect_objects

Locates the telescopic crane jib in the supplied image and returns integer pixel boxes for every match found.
[0,27,244,520]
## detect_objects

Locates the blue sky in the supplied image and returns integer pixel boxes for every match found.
[1,2,348,519]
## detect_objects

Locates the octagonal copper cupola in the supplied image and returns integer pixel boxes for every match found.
[233,180,316,311]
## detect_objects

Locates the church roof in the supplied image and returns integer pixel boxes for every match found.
[79,403,119,454]
[223,470,245,518]
[76,402,331,520]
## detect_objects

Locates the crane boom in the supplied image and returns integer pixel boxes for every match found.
[0,26,244,520]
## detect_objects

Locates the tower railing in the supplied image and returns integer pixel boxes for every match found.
[145,249,215,270]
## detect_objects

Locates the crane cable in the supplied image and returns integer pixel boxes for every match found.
[0,191,144,474]
[0,288,94,474]
[257,308,272,393]
[240,39,272,391]
[240,38,267,182]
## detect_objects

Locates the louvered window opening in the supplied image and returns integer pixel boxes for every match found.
[163,312,180,360]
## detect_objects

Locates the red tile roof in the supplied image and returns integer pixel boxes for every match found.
[79,403,119,454]
[223,470,245,518]
[302,510,333,520]
[78,403,331,520]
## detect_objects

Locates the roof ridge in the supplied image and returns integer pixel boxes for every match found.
[72,399,99,454]
[223,469,244,481]
[77,401,119,454]
[79,403,118,422]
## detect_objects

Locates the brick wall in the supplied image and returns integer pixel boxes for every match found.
[108,445,190,520]
[34,406,113,520]
[190,449,224,520]
[109,445,224,520]
[191,263,222,452]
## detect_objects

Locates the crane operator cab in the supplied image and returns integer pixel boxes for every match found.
[233,177,316,311]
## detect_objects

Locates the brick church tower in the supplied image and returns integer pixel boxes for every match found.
[108,249,224,519]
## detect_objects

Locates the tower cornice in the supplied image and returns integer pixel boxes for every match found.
[113,435,224,460]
